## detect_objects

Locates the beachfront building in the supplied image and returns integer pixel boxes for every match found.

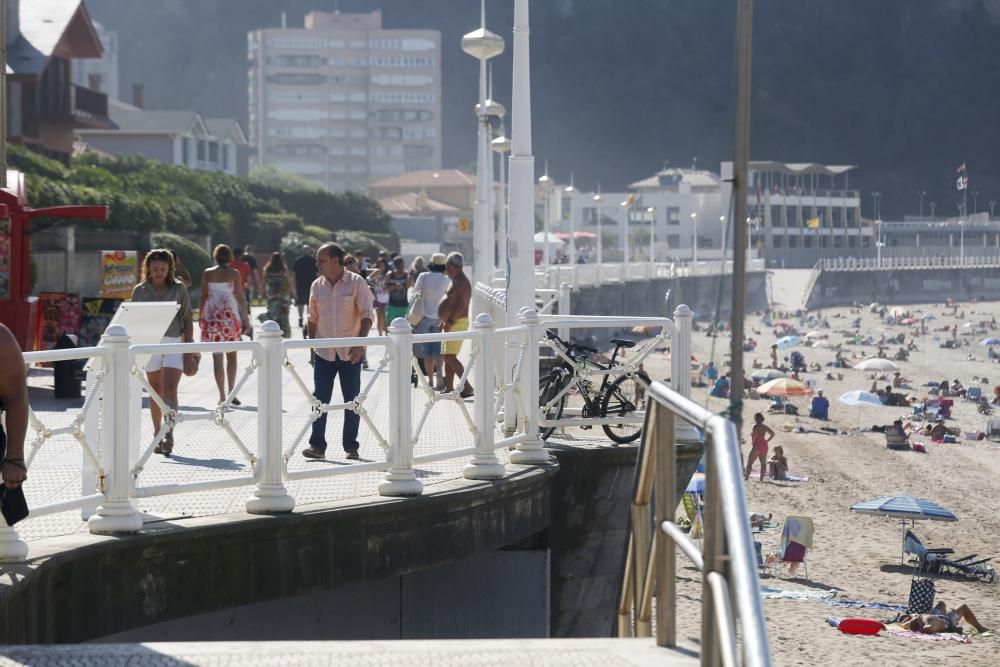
[247,10,442,192]
[877,213,1000,258]
[77,100,250,176]
[71,20,119,101]
[6,0,114,162]
[721,161,871,267]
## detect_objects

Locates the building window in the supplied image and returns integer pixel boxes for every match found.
[667,207,680,225]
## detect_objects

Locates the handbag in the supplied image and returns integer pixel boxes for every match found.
[906,576,936,614]
[406,290,424,326]
[183,351,201,377]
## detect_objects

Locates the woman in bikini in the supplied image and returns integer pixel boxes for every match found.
[745,412,775,482]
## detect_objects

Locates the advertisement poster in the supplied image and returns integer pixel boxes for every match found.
[36,292,81,350]
[99,250,138,299]
[78,297,123,348]
[0,218,10,301]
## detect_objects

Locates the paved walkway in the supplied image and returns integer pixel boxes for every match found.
[0,638,699,665]
[17,309,520,545]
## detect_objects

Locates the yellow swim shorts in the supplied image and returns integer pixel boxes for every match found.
[441,317,470,356]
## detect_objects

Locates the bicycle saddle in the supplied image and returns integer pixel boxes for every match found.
[609,338,637,349]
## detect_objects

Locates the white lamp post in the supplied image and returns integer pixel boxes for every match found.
[720,215,727,260]
[647,206,656,275]
[619,198,631,281]
[461,0,504,289]
[564,175,576,266]
[593,189,603,283]
[876,219,882,265]
[538,165,554,272]
[691,211,699,265]
[491,132,512,277]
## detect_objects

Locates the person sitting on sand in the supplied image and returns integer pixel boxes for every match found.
[809,390,829,420]
[768,445,788,480]
[899,601,988,635]
[930,417,949,442]
[951,379,966,397]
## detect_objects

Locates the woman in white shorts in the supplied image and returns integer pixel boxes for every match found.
[130,249,194,456]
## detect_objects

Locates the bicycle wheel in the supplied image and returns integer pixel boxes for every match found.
[539,371,569,440]
[601,371,650,443]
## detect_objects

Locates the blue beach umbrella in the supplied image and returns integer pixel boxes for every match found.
[751,368,786,382]
[980,338,1000,346]
[776,335,801,350]
[851,496,958,562]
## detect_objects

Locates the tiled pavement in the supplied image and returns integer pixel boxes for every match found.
[17,310,532,544]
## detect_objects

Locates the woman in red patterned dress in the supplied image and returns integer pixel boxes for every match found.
[199,244,249,405]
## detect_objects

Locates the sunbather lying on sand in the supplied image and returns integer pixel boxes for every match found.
[899,602,988,635]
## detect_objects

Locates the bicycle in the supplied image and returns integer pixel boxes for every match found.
[539,329,651,443]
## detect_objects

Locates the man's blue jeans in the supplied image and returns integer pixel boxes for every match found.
[309,355,362,453]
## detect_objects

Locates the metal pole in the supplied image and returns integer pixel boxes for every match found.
[507,0,534,316]
[465,313,505,479]
[728,0,753,429]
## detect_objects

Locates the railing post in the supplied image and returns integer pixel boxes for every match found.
[246,321,295,514]
[672,304,693,398]
[465,313,505,479]
[558,282,571,342]
[380,317,423,496]
[88,324,143,535]
[510,308,550,465]
[655,403,677,647]
[701,432,723,667]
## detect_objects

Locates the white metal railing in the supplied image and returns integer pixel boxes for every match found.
[618,381,771,667]
[815,254,1000,272]
[5,305,692,560]
[537,259,766,288]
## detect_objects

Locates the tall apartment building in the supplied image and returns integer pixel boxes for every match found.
[247,10,442,192]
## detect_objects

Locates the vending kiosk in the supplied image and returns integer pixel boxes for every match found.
[0,170,109,349]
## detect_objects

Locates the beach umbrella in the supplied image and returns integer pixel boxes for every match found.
[921,314,936,321]
[980,338,1000,346]
[810,339,834,348]
[685,471,705,495]
[803,330,827,340]
[838,390,883,429]
[776,335,801,350]
[850,496,958,562]
[757,377,813,397]
[838,390,882,407]
[751,368,786,381]
[854,358,899,371]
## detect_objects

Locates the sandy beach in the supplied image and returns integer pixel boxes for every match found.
[631,271,1000,666]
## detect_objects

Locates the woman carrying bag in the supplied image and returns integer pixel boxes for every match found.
[130,249,195,457]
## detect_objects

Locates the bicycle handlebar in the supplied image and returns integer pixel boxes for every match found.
[545,329,597,354]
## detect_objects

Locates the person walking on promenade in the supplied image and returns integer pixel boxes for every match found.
[410,253,451,387]
[262,252,293,338]
[744,412,775,482]
[0,323,29,491]
[200,245,249,406]
[408,256,426,288]
[303,242,375,461]
[368,256,390,336]
[232,247,257,307]
[385,256,410,325]
[243,244,261,303]
[131,249,194,456]
[293,246,317,331]
[437,252,473,398]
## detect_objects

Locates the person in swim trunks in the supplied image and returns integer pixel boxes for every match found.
[437,252,473,399]
[900,601,987,635]
[744,412,775,482]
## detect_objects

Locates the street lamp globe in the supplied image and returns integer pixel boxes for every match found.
[477,98,506,120]
[491,135,511,154]
[461,26,505,61]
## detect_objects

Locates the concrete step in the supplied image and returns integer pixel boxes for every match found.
[4,638,702,665]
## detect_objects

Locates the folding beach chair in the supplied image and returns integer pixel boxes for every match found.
[767,515,813,579]
[966,386,983,402]
[988,418,1000,442]
[885,428,911,451]
[904,530,996,583]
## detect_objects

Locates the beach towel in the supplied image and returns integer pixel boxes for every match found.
[760,586,835,601]
[818,599,907,613]
[886,627,972,643]
[783,515,814,550]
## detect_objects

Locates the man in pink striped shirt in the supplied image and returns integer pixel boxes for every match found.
[303,243,375,461]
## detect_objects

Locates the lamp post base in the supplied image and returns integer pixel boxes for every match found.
[0,525,28,562]
[87,500,143,535]
[463,455,506,480]
[246,484,296,514]
[378,468,424,497]
[510,437,550,465]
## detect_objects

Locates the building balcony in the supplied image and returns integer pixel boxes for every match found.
[40,85,114,129]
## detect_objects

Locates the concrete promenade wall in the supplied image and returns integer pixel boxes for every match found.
[0,467,554,644]
[805,267,1000,309]
[566,273,768,342]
